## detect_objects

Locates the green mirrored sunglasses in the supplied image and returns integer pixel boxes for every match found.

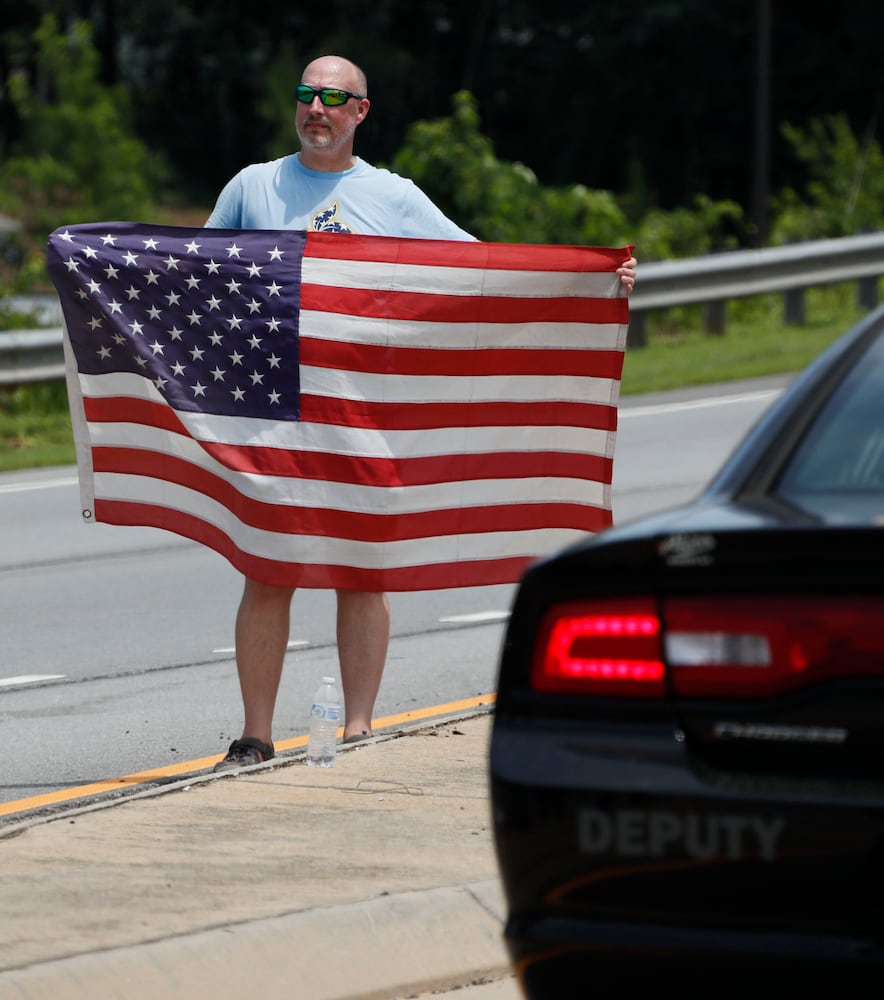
[296,85,364,107]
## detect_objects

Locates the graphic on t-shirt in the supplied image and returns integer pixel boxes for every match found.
[312,201,354,233]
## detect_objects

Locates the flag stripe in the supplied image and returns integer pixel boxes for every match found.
[301,337,625,378]
[300,283,627,325]
[91,474,589,565]
[81,385,615,460]
[91,449,609,540]
[94,499,539,590]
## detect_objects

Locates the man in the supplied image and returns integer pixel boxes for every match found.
[207,54,637,771]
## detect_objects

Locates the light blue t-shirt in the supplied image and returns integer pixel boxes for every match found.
[205,154,475,242]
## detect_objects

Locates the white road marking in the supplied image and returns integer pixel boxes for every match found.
[439,610,510,624]
[0,476,78,495]
[211,639,310,655]
[0,674,66,687]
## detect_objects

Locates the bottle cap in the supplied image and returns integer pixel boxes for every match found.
[322,676,336,684]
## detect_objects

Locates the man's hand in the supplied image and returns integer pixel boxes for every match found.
[618,255,637,294]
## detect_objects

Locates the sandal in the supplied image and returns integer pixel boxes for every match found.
[213,737,275,773]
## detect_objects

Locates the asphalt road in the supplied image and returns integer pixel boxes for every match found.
[0,376,790,806]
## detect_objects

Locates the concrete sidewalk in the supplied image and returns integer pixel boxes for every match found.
[0,711,521,1000]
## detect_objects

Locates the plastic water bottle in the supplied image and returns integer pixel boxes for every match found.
[306,676,341,767]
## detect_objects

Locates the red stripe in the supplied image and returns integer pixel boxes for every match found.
[301,284,627,325]
[301,338,625,378]
[84,392,618,434]
[304,231,635,274]
[84,394,187,432]
[198,441,612,484]
[91,448,610,540]
[93,499,561,590]
[299,395,617,431]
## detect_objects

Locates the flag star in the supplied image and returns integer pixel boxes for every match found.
[186,310,202,325]
[135,355,148,368]
[145,270,160,285]
[268,390,281,404]
[101,233,118,245]
[229,350,243,366]
[154,376,167,391]
[58,230,75,242]
[267,353,281,368]
[247,334,262,349]
[104,264,119,279]
[226,314,242,330]
[205,259,221,274]
[186,275,201,289]
[87,279,102,294]
[113,332,127,344]
[88,316,102,330]
[208,331,224,346]
[231,386,246,401]
[185,240,201,253]
[76,288,89,300]
[225,278,241,294]
[249,371,264,385]
[168,325,184,341]
[125,285,141,300]
[107,299,123,314]
[130,320,144,335]
[246,262,263,277]
[191,381,207,397]
[226,243,242,258]
[246,298,262,314]
[98,345,112,359]
[147,305,162,320]
[210,366,226,381]
[123,251,138,265]
[142,237,159,249]
[83,245,98,259]
[266,317,281,332]
[150,340,165,355]
[190,345,206,361]
[267,246,284,260]
[265,281,282,296]
[206,295,222,311]
[164,255,180,270]
[64,258,80,272]
[166,291,181,306]
[171,361,186,376]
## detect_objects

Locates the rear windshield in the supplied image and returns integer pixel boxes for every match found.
[777,331,884,521]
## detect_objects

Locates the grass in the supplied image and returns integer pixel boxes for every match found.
[0,284,874,474]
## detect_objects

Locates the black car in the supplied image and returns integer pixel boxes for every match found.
[490,303,884,995]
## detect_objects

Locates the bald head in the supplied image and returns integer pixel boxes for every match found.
[301,55,367,98]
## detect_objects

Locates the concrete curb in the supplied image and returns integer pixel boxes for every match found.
[0,881,510,1000]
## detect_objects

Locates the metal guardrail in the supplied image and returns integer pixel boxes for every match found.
[2,231,884,385]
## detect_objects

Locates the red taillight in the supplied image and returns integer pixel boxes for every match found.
[665,596,884,697]
[531,595,884,699]
[532,599,666,697]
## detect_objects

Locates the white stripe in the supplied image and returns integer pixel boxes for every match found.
[92,451,609,512]
[302,257,621,298]
[301,311,627,351]
[92,474,592,569]
[301,365,621,405]
[79,373,616,456]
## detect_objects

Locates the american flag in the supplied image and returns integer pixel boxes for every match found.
[47,222,631,591]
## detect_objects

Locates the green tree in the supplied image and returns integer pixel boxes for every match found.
[772,113,884,241]
[388,90,629,246]
[0,15,163,239]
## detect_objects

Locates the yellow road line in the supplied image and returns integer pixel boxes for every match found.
[0,693,496,819]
